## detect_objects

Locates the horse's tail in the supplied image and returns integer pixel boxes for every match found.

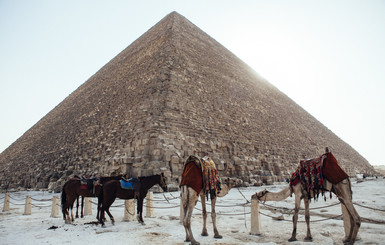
[61,186,66,206]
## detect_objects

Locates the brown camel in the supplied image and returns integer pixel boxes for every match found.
[252,149,360,245]
[180,155,241,245]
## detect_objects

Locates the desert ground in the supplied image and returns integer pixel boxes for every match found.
[1,177,384,245]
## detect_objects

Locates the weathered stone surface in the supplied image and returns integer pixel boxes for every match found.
[0,12,375,191]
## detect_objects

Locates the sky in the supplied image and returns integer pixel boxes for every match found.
[0,0,384,166]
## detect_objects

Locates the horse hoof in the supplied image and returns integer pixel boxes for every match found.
[304,237,313,242]
[288,237,297,242]
[214,234,223,239]
[201,231,208,236]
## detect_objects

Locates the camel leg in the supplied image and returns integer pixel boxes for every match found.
[334,181,361,244]
[200,194,208,236]
[304,198,312,241]
[289,193,301,242]
[341,203,351,242]
[210,197,222,239]
[181,187,200,245]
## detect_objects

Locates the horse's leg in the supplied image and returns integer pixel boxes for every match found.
[99,197,116,226]
[75,196,79,218]
[137,196,145,224]
[81,196,84,218]
[96,196,101,221]
[70,200,76,222]
[304,198,312,241]
[211,197,222,239]
[200,194,208,236]
[289,193,301,242]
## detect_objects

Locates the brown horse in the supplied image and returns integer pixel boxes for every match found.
[61,175,123,223]
[99,173,168,226]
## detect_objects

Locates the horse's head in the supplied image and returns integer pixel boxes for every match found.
[159,173,168,192]
[251,189,269,201]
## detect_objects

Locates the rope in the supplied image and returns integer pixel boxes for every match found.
[9,195,25,201]
[353,202,385,212]
[237,188,250,203]
[143,203,180,209]
[9,201,25,206]
[259,211,342,223]
[260,201,340,211]
[31,203,51,208]
[31,197,51,202]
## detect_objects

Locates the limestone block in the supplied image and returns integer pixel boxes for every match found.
[171,156,179,164]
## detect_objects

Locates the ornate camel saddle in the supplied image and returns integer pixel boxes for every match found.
[180,155,221,199]
[290,152,348,200]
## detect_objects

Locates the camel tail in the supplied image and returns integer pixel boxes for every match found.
[180,185,189,208]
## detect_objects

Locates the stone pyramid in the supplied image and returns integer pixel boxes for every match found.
[0,12,374,191]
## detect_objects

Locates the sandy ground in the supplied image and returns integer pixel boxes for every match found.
[1,177,384,245]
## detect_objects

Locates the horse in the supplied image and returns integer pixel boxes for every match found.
[61,175,123,223]
[99,173,168,226]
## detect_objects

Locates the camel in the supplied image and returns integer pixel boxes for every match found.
[252,149,361,245]
[180,155,241,245]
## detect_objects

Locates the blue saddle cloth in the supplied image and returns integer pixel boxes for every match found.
[120,178,140,190]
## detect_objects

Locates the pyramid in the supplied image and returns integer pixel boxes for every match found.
[0,12,374,191]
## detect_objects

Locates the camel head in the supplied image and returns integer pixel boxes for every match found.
[251,189,269,201]
[217,177,243,197]
[222,177,243,189]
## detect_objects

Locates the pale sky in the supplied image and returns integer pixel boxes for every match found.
[0,0,384,166]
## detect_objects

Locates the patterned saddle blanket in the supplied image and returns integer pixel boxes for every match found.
[120,178,140,190]
[201,156,221,199]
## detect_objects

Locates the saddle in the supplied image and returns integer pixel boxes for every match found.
[201,156,221,199]
[120,178,141,191]
[290,152,348,200]
[80,177,99,196]
[180,155,221,200]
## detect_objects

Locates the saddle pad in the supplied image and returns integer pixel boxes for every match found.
[80,183,88,190]
[120,177,141,190]
[180,161,203,194]
[120,180,134,190]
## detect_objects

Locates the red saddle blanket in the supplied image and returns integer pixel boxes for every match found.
[322,152,349,184]
[180,160,203,195]
[180,156,220,199]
